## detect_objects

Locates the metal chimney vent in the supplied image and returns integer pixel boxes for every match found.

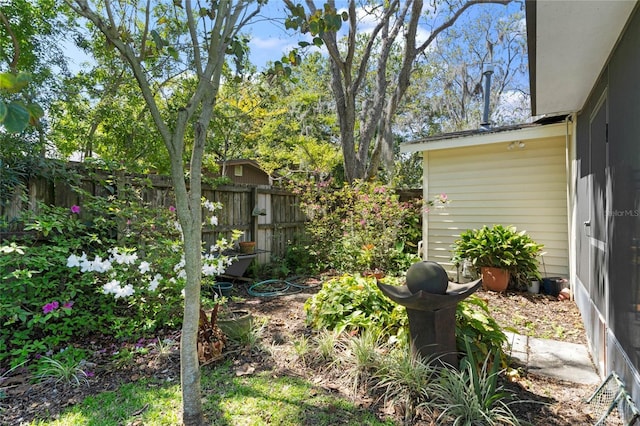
[481,64,494,129]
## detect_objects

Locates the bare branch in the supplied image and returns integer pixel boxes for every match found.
[0,10,19,72]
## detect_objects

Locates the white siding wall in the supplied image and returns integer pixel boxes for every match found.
[423,136,569,281]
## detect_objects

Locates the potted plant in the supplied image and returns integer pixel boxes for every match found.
[238,241,256,254]
[451,225,544,292]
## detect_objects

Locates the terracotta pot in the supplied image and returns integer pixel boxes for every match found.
[238,241,256,254]
[481,267,510,292]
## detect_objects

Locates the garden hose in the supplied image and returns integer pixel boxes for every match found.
[247,276,314,297]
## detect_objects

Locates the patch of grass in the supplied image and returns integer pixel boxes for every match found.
[30,363,395,426]
[30,378,182,425]
[201,365,393,425]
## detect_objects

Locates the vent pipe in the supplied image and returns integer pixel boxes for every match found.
[481,64,494,129]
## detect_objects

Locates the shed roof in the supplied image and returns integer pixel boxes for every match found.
[401,115,569,153]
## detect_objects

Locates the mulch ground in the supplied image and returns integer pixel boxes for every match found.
[0,278,620,425]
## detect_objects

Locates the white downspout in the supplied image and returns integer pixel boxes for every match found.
[565,114,576,300]
[422,151,429,260]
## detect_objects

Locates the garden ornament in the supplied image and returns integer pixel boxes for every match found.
[377,260,481,368]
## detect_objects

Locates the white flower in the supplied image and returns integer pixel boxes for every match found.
[203,199,216,212]
[80,256,93,273]
[139,261,151,274]
[92,257,112,273]
[67,253,81,268]
[173,258,185,272]
[209,216,218,226]
[111,249,138,265]
[103,279,121,295]
[115,284,135,299]
[148,274,162,292]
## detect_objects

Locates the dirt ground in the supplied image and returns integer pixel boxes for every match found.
[1,278,618,425]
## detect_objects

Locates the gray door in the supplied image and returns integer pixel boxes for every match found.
[576,91,608,372]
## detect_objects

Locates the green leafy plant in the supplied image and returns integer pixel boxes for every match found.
[0,71,44,133]
[303,274,408,339]
[374,346,436,423]
[0,167,237,368]
[451,224,544,287]
[456,295,510,368]
[424,340,521,425]
[34,347,93,387]
[337,328,383,396]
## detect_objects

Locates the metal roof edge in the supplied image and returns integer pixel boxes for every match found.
[401,120,570,153]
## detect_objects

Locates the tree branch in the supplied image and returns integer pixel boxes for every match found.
[0,10,20,72]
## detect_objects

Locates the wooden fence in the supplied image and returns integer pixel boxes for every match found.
[1,167,307,264]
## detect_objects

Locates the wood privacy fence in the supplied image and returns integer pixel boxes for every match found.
[1,167,307,264]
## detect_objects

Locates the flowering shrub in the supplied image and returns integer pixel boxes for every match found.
[292,180,446,276]
[0,173,238,368]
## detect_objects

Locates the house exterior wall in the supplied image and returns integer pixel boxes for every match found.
[573,5,640,406]
[422,136,569,282]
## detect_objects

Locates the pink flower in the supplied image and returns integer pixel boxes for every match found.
[169,206,176,212]
[70,205,81,214]
[63,301,74,310]
[42,301,59,314]
[374,186,386,193]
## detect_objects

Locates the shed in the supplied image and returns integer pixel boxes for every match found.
[401,116,570,281]
[217,159,271,186]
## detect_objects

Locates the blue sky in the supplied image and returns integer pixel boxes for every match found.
[65,1,523,77]
[244,1,523,71]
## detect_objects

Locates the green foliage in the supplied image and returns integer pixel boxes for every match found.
[451,224,544,286]
[295,180,425,275]
[34,347,93,387]
[374,347,436,423]
[0,72,43,132]
[305,275,508,370]
[0,230,112,368]
[456,295,509,369]
[304,274,408,340]
[424,340,521,425]
[0,173,187,368]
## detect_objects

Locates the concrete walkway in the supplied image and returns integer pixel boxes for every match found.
[505,332,602,385]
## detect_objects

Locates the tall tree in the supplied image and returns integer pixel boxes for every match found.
[63,1,264,424]
[284,0,510,182]
[427,4,528,131]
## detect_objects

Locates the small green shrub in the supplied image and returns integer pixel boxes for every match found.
[305,275,508,370]
[374,346,436,423]
[303,274,408,339]
[423,340,521,425]
[0,170,237,369]
[34,346,93,387]
[456,295,509,368]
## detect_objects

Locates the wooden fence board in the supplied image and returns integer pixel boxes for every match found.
[2,169,307,265]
